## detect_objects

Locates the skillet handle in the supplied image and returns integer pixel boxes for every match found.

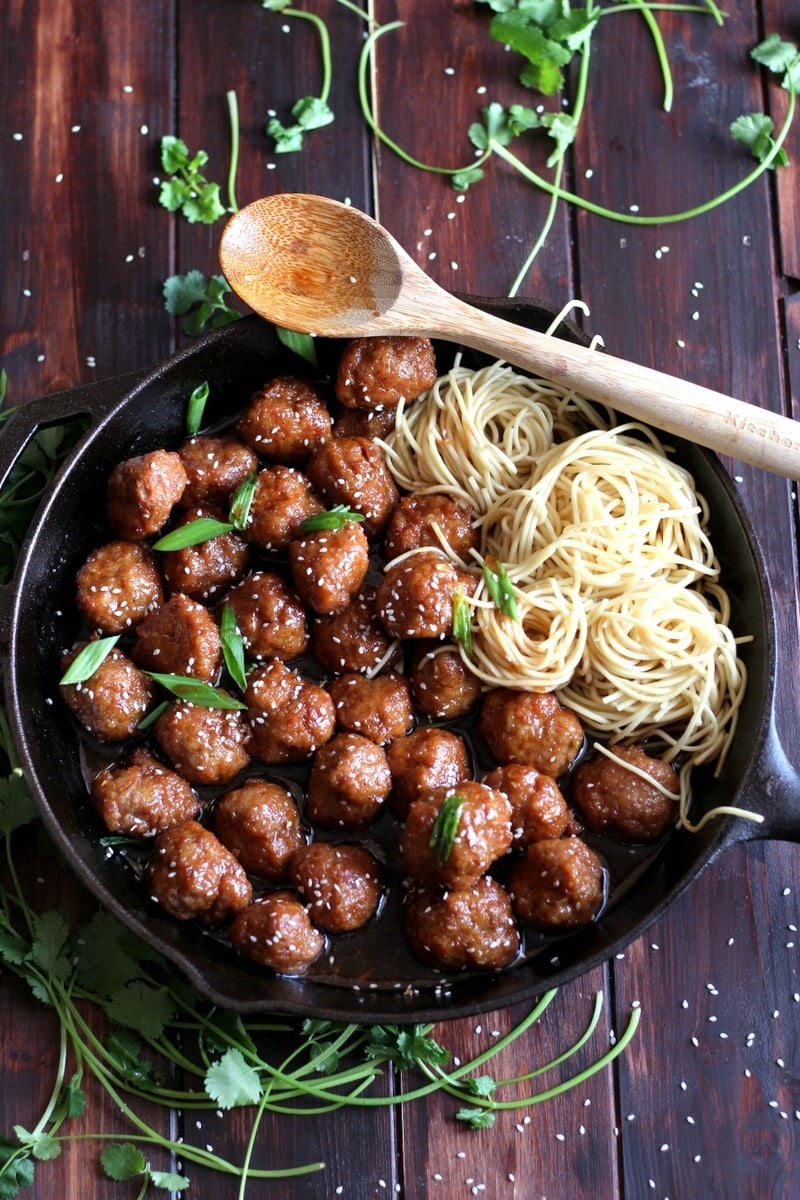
[724,715,800,846]
[0,367,151,643]
[0,367,152,495]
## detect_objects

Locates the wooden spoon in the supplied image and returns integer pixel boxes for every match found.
[219,193,800,479]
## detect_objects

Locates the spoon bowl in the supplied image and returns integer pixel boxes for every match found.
[219,193,800,479]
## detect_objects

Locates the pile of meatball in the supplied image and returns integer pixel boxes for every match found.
[59,334,679,981]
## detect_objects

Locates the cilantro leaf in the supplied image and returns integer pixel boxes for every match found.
[363,1025,450,1072]
[29,910,71,982]
[456,1106,496,1129]
[490,12,573,96]
[451,166,485,192]
[205,1047,263,1109]
[0,770,36,837]
[751,34,800,86]
[268,96,334,154]
[105,981,175,1040]
[163,272,241,336]
[101,1143,147,1182]
[105,1030,158,1090]
[731,112,790,168]
[12,1128,61,1162]
[0,1146,36,1196]
[540,110,578,166]
[54,1072,87,1121]
[73,910,151,998]
[149,1170,190,1192]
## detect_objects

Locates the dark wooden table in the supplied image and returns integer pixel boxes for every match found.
[3,3,800,1196]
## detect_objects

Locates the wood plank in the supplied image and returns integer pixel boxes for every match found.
[370,6,620,1197]
[568,6,800,1196]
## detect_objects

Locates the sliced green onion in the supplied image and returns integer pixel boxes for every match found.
[228,473,257,530]
[429,793,465,866]
[145,672,246,710]
[300,505,365,534]
[186,380,210,436]
[59,636,120,685]
[451,587,474,657]
[277,327,317,367]
[220,604,248,692]
[137,699,169,731]
[483,558,519,621]
[152,516,235,552]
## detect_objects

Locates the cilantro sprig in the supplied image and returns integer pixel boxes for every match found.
[263,3,335,155]
[157,136,226,224]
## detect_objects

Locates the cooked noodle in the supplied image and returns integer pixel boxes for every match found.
[382,355,756,828]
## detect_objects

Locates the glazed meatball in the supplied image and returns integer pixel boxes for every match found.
[571,745,679,842]
[477,689,583,778]
[484,763,571,848]
[107,449,187,540]
[334,336,437,410]
[290,842,383,933]
[386,727,471,819]
[508,838,605,931]
[383,493,478,563]
[244,465,323,552]
[408,641,482,720]
[146,819,252,924]
[132,592,221,682]
[76,540,165,635]
[510,840,604,931]
[159,507,250,601]
[90,746,200,837]
[221,571,308,661]
[333,404,397,441]
[236,376,332,464]
[400,780,512,891]
[306,436,398,539]
[246,660,335,764]
[305,733,391,830]
[177,435,257,510]
[310,586,397,676]
[214,780,307,881]
[376,551,477,640]
[152,701,250,786]
[230,892,324,975]
[403,877,519,972]
[288,520,370,615]
[328,671,414,745]
[60,644,155,742]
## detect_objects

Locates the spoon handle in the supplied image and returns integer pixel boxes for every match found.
[430,297,800,480]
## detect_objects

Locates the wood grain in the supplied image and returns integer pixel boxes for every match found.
[2,3,800,1198]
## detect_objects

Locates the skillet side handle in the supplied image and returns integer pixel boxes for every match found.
[0,368,151,644]
[0,367,153,494]
[725,717,800,847]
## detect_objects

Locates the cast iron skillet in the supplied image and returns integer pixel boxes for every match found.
[1,301,799,1024]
